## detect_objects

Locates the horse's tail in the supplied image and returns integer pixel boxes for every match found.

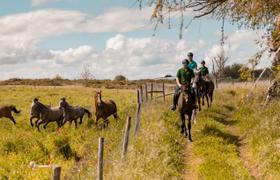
[83,108,92,118]
[11,106,21,114]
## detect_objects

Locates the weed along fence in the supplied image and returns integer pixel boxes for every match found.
[28,82,173,179]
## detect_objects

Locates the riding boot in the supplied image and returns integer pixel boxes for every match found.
[171,94,178,111]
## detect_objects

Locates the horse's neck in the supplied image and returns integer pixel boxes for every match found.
[38,103,50,113]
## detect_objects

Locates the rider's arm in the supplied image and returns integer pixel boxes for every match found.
[190,69,195,84]
[176,77,181,87]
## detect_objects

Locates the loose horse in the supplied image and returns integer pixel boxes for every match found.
[94,90,118,128]
[0,105,20,124]
[177,84,196,141]
[193,70,208,111]
[59,98,92,128]
[204,79,215,107]
[30,98,63,131]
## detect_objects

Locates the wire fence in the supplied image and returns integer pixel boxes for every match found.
[28,82,172,179]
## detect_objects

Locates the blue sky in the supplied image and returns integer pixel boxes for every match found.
[0,0,268,80]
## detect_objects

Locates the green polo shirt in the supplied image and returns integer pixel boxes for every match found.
[176,67,194,84]
[200,66,209,76]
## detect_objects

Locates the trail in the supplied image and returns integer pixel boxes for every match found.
[184,142,202,180]
[226,122,262,179]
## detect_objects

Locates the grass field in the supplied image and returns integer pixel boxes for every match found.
[0,83,279,179]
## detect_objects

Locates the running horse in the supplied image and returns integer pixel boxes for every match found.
[0,105,20,125]
[94,90,118,128]
[177,84,196,142]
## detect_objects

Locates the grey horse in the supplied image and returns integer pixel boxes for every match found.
[59,98,92,128]
[30,98,63,131]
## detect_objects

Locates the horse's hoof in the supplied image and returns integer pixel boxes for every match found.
[189,138,193,142]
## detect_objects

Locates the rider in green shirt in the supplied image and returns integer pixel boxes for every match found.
[199,60,209,77]
[171,59,195,111]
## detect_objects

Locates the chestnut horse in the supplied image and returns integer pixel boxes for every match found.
[94,90,118,128]
[0,105,20,125]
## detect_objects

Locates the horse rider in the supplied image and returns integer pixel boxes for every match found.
[199,60,210,91]
[199,60,209,78]
[187,52,199,107]
[171,59,196,111]
[187,52,198,71]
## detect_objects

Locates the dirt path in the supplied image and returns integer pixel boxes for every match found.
[226,120,262,179]
[184,142,202,180]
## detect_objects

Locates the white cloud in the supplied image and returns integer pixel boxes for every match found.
[0,7,154,65]
[204,29,269,68]
[31,0,60,7]
[0,34,207,80]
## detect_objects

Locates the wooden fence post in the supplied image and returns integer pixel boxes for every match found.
[122,117,132,159]
[97,137,104,180]
[162,81,165,102]
[52,165,61,180]
[151,83,154,100]
[145,84,148,102]
[135,89,142,135]
[140,86,143,103]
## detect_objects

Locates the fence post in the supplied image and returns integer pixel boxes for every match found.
[97,137,104,180]
[145,84,148,102]
[140,86,143,103]
[162,81,165,102]
[135,89,142,135]
[122,117,132,159]
[151,83,154,100]
[52,165,61,180]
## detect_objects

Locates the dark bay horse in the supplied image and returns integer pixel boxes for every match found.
[94,90,118,128]
[194,70,208,111]
[194,71,215,110]
[177,84,196,141]
[59,98,92,128]
[30,98,63,131]
[0,105,20,125]
[204,79,215,107]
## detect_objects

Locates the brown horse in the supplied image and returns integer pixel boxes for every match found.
[203,80,215,107]
[94,90,118,128]
[0,105,21,125]
[177,84,196,142]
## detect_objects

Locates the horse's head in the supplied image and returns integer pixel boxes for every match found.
[94,90,102,107]
[59,98,68,109]
[30,98,40,117]
[193,69,202,83]
[181,83,192,102]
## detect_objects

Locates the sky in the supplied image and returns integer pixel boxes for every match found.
[0,0,271,80]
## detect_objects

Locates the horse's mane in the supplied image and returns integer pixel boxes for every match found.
[37,102,50,110]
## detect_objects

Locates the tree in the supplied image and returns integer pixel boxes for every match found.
[143,0,280,65]
[224,63,243,79]
[141,0,280,101]
[114,75,127,81]
[80,64,94,86]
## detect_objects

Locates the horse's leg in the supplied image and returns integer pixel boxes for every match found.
[202,95,205,106]
[37,120,45,131]
[198,96,201,111]
[113,113,118,122]
[43,121,50,129]
[74,119,78,128]
[180,113,186,135]
[35,118,41,127]
[188,113,192,142]
[95,116,100,126]
[210,92,213,106]
[30,116,35,127]
[9,116,16,125]
[206,94,210,108]
[79,115,84,125]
